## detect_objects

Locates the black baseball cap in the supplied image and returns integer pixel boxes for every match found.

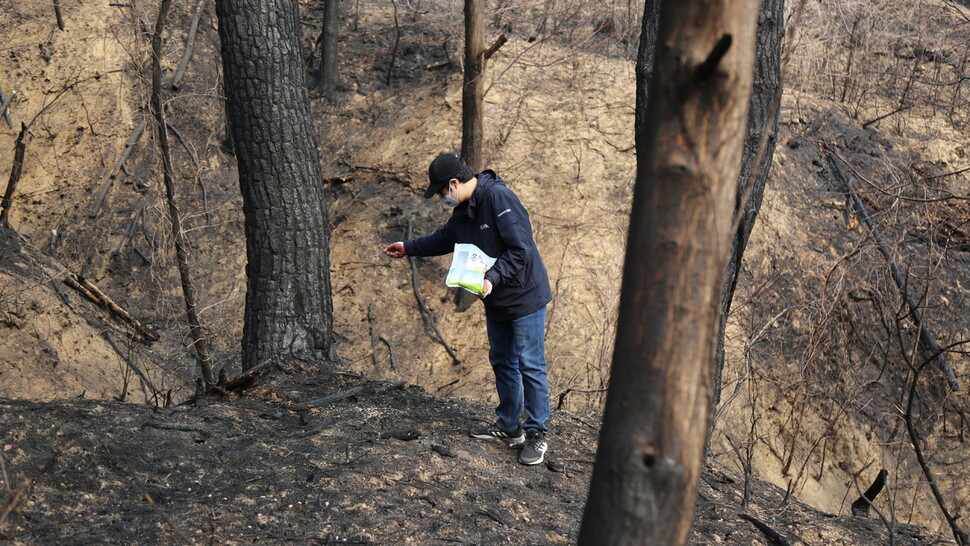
[424,153,475,198]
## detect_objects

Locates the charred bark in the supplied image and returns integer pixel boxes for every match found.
[216,0,337,371]
[712,0,785,415]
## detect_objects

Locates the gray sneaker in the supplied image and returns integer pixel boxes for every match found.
[518,429,547,465]
[469,424,525,447]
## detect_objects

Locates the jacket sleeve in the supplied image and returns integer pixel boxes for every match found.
[403,218,457,257]
[484,190,534,288]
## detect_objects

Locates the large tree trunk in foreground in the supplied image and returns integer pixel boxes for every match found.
[217,0,336,371]
[638,0,785,421]
[578,1,759,544]
[712,0,785,415]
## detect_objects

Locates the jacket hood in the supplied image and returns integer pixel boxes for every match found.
[466,170,505,220]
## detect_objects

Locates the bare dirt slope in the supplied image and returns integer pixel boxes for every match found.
[1,0,969,543]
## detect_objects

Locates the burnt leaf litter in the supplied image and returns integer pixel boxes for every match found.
[0,366,954,544]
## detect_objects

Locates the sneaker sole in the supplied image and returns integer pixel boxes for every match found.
[470,432,525,447]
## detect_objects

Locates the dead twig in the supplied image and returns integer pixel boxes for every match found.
[90,119,147,218]
[0,445,61,528]
[113,204,146,255]
[1,123,30,227]
[555,386,608,409]
[861,105,912,129]
[379,335,397,371]
[406,220,461,365]
[739,513,793,546]
[142,419,210,438]
[367,303,380,367]
[0,451,10,494]
[164,121,210,223]
[171,0,204,90]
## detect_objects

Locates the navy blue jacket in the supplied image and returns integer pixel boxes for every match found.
[403,171,552,322]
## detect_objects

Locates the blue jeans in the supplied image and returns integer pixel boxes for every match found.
[486,306,550,433]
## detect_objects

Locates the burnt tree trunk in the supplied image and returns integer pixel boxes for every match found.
[216,0,337,371]
[578,0,759,544]
[712,0,784,415]
[314,0,341,92]
[461,0,484,171]
[454,0,485,313]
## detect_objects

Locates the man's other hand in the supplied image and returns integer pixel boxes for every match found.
[383,242,406,258]
[480,279,492,298]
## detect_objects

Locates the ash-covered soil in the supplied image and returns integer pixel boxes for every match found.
[0,369,954,544]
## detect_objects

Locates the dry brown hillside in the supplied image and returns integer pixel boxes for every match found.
[1,0,968,543]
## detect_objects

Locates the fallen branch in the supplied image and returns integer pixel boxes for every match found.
[90,118,148,218]
[407,220,461,365]
[826,151,959,391]
[142,419,210,438]
[386,0,401,85]
[1,123,29,227]
[861,105,912,129]
[64,274,160,343]
[164,122,200,170]
[221,360,273,392]
[921,164,970,181]
[739,513,792,546]
[170,0,204,90]
[374,380,406,394]
[292,380,405,411]
[28,254,162,400]
[292,385,367,411]
[479,506,513,528]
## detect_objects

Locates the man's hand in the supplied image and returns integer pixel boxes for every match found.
[480,279,492,298]
[384,242,406,259]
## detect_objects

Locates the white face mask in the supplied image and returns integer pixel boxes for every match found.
[440,184,460,208]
